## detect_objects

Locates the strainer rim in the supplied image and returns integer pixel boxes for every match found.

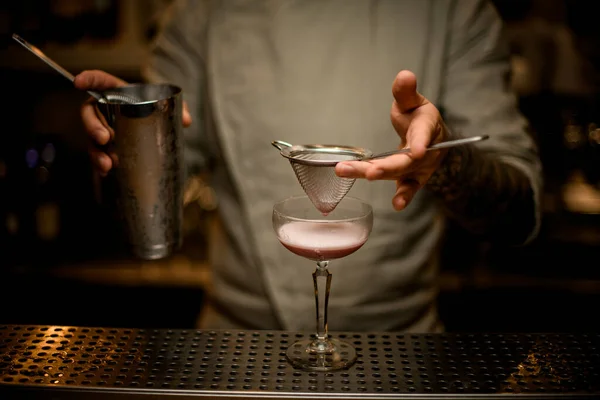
[279,144,373,166]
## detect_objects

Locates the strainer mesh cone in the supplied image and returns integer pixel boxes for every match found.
[286,150,362,214]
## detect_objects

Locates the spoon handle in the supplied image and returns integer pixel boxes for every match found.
[367,135,489,160]
[12,33,105,101]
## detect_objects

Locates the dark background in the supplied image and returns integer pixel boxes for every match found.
[0,0,599,332]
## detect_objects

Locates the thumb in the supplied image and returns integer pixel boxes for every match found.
[392,70,427,113]
[74,70,127,91]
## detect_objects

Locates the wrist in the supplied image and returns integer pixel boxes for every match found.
[425,143,472,201]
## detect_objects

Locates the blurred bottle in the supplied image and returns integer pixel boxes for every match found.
[85,0,119,41]
[35,141,60,242]
[0,155,8,247]
[47,0,118,44]
[582,97,600,188]
[47,0,88,44]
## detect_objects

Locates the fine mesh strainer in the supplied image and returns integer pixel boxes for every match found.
[272,135,489,214]
[273,141,373,214]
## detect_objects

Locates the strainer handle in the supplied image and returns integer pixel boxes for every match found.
[367,135,489,160]
[12,33,105,102]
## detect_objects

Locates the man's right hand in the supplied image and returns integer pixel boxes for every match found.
[74,70,192,176]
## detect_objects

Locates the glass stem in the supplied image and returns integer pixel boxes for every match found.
[313,261,331,343]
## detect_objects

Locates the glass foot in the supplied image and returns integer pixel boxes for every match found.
[285,337,357,372]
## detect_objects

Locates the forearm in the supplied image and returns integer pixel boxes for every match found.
[426,0,540,245]
[426,143,537,245]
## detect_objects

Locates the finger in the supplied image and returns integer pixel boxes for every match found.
[182,101,192,127]
[74,70,127,91]
[81,98,111,145]
[405,109,439,159]
[335,155,416,181]
[390,100,411,142]
[88,145,112,176]
[94,104,115,141]
[392,70,427,113]
[107,151,119,169]
[392,179,420,211]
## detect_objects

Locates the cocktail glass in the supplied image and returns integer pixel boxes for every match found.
[272,195,373,371]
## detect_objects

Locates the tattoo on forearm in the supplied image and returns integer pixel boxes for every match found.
[426,147,467,202]
[426,144,536,244]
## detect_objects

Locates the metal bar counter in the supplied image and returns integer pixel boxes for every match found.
[0,325,598,399]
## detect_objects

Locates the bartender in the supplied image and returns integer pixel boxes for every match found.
[75,0,541,332]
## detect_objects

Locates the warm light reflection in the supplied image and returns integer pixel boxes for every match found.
[503,341,572,392]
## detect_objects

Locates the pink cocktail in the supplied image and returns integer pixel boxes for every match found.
[272,195,373,372]
[278,221,369,261]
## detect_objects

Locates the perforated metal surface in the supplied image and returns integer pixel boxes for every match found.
[0,325,599,399]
